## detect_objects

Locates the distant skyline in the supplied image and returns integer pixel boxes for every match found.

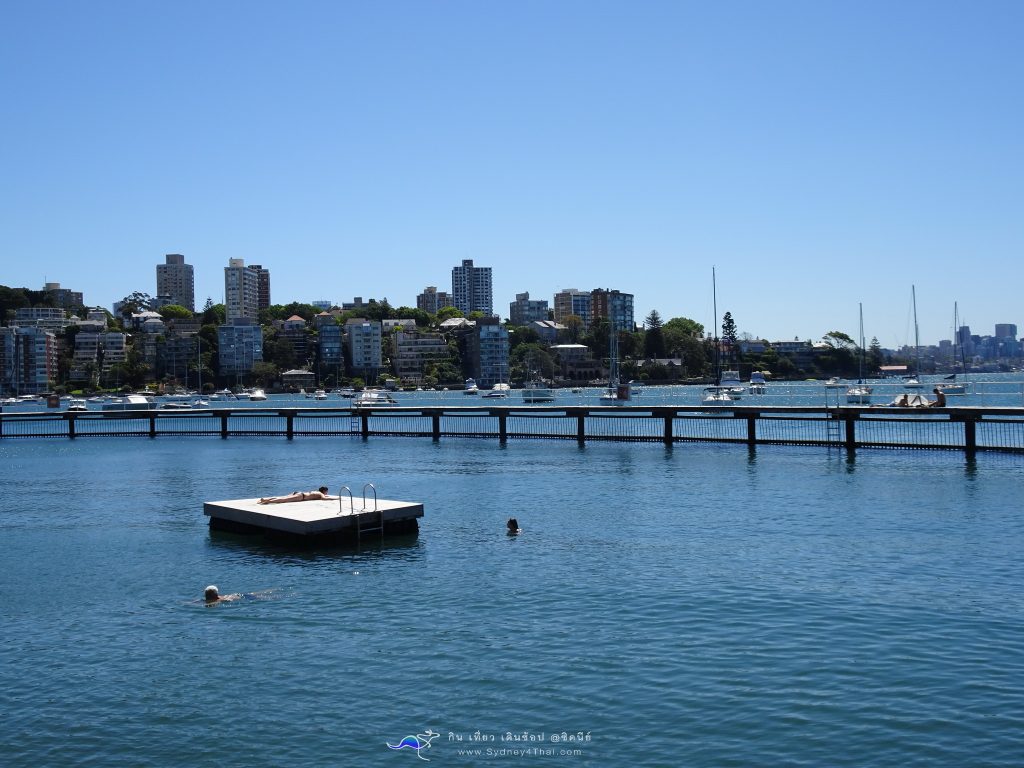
[3,1,1022,348]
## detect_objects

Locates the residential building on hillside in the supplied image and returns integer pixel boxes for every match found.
[346,318,383,379]
[417,286,454,315]
[553,289,592,328]
[463,317,509,388]
[509,292,549,325]
[529,320,566,344]
[44,282,83,310]
[250,264,272,311]
[12,306,71,333]
[591,289,634,332]
[156,254,195,311]
[393,330,450,383]
[69,331,127,383]
[0,326,58,395]
[156,320,200,383]
[218,319,263,377]
[224,259,260,321]
[550,343,600,382]
[318,322,344,372]
[451,259,493,316]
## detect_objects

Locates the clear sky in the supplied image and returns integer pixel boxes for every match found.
[2,1,1021,348]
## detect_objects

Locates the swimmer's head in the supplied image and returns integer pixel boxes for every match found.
[204,585,219,601]
[319,486,328,494]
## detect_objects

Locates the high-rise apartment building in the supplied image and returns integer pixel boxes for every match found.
[250,264,272,311]
[417,286,454,315]
[591,289,635,333]
[346,319,383,378]
[553,289,593,328]
[156,254,195,311]
[995,324,1017,340]
[467,317,510,389]
[0,326,58,395]
[224,259,260,322]
[509,292,549,326]
[451,260,493,316]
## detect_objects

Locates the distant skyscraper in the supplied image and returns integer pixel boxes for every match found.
[417,286,454,315]
[250,264,272,311]
[224,259,260,321]
[995,324,1017,339]
[156,254,195,311]
[451,259,493,316]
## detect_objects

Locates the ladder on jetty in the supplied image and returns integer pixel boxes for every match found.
[338,483,384,541]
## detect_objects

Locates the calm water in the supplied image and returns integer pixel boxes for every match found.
[2,437,1023,766]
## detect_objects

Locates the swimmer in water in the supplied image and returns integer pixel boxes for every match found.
[204,585,242,604]
[507,517,521,535]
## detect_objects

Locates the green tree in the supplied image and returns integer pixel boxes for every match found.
[643,310,666,359]
[201,303,226,326]
[436,306,465,322]
[822,330,856,349]
[562,315,584,343]
[158,304,193,320]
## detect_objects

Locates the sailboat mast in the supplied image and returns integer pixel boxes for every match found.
[712,267,720,386]
[858,303,865,383]
[912,284,920,376]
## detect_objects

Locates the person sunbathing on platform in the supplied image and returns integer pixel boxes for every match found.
[258,486,337,504]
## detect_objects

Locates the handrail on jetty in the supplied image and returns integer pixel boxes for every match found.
[1,404,1023,454]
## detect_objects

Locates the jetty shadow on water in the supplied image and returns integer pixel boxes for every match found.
[206,528,425,564]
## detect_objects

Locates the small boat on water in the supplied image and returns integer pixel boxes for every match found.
[464,378,479,395]
[67,398,88,412]
[159,401,194,410]
[353,389,398,407]
[101,394,158,412]
[846,304,873,404]
[748,371,768,395]
[825,377,844,388]
[482,383,510,399]
[703,387,733,403]
[521,380,555,403]
[248,388,267,401]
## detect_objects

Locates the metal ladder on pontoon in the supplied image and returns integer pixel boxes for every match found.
[337,483,384,540]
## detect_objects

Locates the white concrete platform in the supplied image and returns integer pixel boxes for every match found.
[204,496,423,537]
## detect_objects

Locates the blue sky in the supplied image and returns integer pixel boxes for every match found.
[2,1,1021,347]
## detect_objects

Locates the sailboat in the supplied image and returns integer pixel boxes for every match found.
[938,302,968,395]
[599,319,631,404]
[845,304,872,404]
[704,267,733,403]
[904,285,924,388]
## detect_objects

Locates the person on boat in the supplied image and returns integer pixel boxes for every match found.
[889,393,910,407]
[507,517,521,535]
[929,388,947,408]
[204,585,241,604]
[258,486,337,504]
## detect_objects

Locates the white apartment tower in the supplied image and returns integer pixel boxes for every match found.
[451,259,493,316]
[156,254,195,311]
[224,258,260,322]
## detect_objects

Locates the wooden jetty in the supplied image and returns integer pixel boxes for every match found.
[4,403,1024,454]
[204,488,423,543]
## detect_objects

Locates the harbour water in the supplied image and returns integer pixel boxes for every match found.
[2,434,1023,765]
